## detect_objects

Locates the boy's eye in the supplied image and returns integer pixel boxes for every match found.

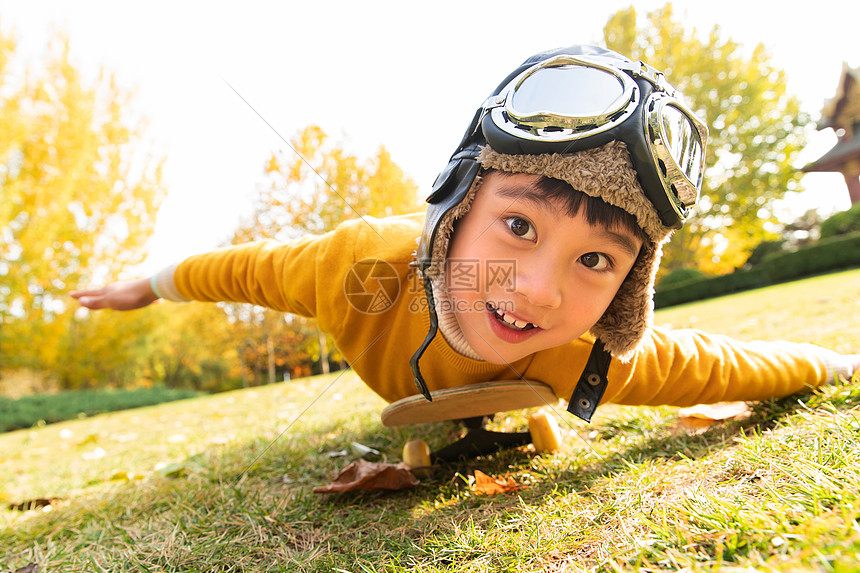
[580,252,610,270]
[505,217,536,241]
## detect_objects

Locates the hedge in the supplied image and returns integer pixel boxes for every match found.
[655,231,860,308]
[0,387,203,433]
[820,202,860,238]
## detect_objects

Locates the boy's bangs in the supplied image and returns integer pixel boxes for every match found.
[533,175,649,243]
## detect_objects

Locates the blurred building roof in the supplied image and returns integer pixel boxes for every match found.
[817,62,860,132]
[803,62,860,195]
[804,130,860,173]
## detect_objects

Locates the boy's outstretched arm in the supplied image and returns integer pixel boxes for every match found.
[70,278,160,311]
[593,328,860,410]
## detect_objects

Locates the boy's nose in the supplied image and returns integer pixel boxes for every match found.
[514,264,563,309]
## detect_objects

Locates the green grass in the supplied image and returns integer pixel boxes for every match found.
[2,269,860,571]
[655,268,860,355]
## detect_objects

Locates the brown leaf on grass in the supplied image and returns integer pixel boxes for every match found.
[0,563,41,573]
[7,498,61,511]
[678,401,751,434]
[312,459,419,493]
[472,470,521,495]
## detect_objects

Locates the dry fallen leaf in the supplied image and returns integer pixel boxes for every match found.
[155,461,187,478]
[472,470,521,495]
[0,563,41,573]
[678,401,751,433]
[110,471,144,481]
[679,401,750,421]
[349,441,381,458]
[313,459,419,493]
[7,498,61,511]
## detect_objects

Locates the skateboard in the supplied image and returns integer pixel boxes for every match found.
[381,380,564,465]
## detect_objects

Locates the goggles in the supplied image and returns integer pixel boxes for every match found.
[479,54,708,228]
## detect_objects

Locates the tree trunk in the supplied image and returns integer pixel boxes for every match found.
[317,329,330,374]
[266,333,276,385]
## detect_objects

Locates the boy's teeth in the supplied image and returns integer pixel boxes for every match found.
[496,309,534,330]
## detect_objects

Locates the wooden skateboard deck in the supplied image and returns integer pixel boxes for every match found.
[381,380,559,426]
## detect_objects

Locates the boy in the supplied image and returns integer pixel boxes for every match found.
[72,45,858,422]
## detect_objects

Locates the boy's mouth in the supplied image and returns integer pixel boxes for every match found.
[487,302,537,332]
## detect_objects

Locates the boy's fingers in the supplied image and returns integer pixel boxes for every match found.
[74,295,107,309]
[70,288,105,299]
[70,287,113,309]
[850,355,860,377]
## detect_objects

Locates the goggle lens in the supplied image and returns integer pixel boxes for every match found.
[655,102,706,209]
[510,66,628,125]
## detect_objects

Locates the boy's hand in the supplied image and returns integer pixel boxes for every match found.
[835,354,860,382]
[70,278,159,311]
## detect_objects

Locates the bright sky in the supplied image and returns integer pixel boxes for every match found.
[1,0,858,275]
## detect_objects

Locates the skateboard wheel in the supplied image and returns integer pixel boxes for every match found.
[402,439,432,475]
[528,411,561,453]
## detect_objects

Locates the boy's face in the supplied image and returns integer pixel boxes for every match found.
[445,171,643,364]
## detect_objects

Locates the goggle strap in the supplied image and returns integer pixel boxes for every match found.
[627,61,674,96]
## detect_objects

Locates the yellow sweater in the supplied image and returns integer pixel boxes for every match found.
[171,213,835,406]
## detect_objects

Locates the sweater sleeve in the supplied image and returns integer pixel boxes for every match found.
[156,214,424,340]
[604,326,845,407]
[169,231,341,319]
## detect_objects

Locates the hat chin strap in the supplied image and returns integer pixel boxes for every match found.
[409,275,438,401]
[566,338,612,422]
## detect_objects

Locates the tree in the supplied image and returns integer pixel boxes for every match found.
[228,125,421,382]
[144,302,243,392]
[0,29,164,377]
[604,4,809,275]
[54,300,245,392]
[241,125,421,242]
